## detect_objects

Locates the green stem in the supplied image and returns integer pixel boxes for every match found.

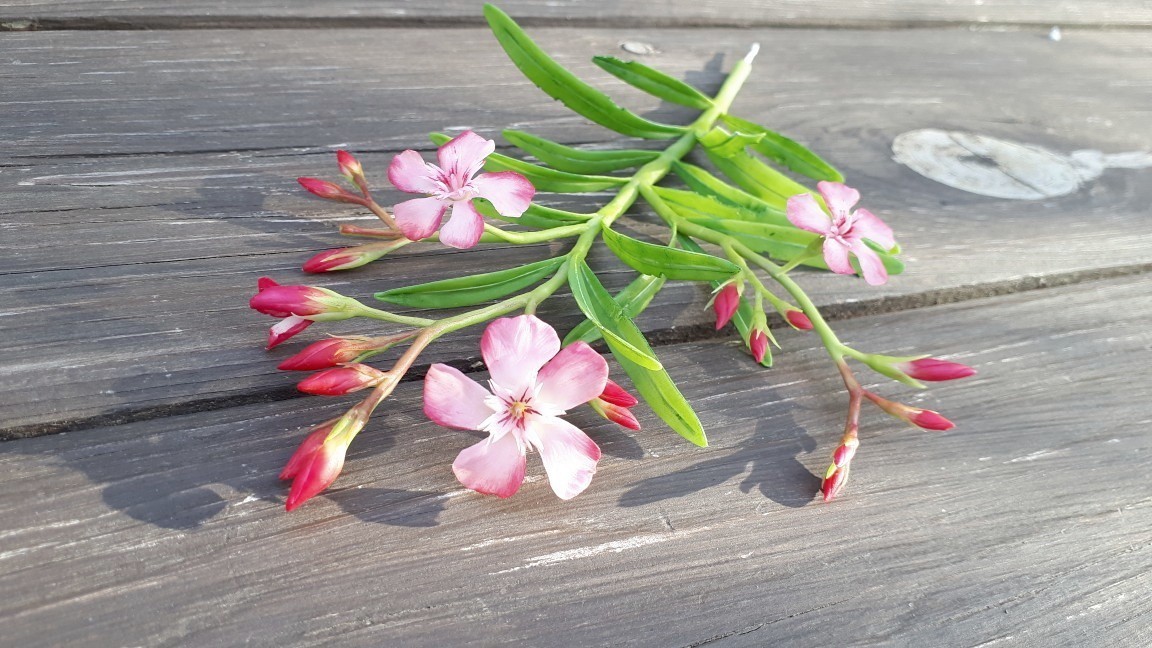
[481,222,587,244]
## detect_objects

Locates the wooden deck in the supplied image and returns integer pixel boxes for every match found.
[2,2,1151,646]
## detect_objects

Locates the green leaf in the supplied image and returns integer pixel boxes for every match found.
[601,226,741,282]
[568,261,707,446]
[720,114,845,182]
[484,5,684,139]
[681,217,817,249]
[430,133,625,193]
[652,185,789,227]
[568,261,663,371]
[374,257,564,308]
[503,130,660,174]
[563,273,665,346]
[698,126,764,158]
[591,56,713,110]
[705,148,813,208]
[474,199,591,230]
[672,162,785,218]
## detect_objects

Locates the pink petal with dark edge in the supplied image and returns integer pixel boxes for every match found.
[473,171,535,217]
[480,315,560,396]
[423,363,496,430]
[393,196,447,241]
[452,433,526,498]
[535,342,609,411]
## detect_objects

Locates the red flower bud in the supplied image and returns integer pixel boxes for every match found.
[590,398,641,431]
[897,358,976,382]
[831,437,859,468]
[908,409,955,431]
[303,247,372,273]
[750,329,769,364]
[711,283,741,330]
[297,364,387,396]
[278,338,363,371]
[598,379,638,408]
[785,309,813,331]
[250,278,358,321]
[821,463,850,502]
[336,150,364,184]
[297,177,366,205]
[282,422,350,511]
[267,315,313,350]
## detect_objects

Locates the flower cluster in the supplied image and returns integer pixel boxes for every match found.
[246,7,976,513]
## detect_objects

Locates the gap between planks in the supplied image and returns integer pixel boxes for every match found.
[4,260,1149,442]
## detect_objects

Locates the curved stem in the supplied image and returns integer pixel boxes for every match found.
[481,222,587,244]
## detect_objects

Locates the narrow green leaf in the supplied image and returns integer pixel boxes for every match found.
[484,5,684,139]
[672,162,785,218]
[563,273,665,346]
[591,56,713,110]
[430,133,625,193]
[682,217,818,248]
[569,261,707,447]
[721,114,845,182]
[503,130,660,174]
[698,126,764,158]
[474,199,591,230]
[374,257,564,308]
[652,185,789,227]
[568,262,663,371]
[705,148,813,208]
[601,226,741,282]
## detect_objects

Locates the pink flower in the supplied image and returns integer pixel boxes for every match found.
[388,131,535,249]
[297,364,387,396]
[710,282,741,330]
[897,358,977,382]
[423,315,608,499]
[786,182,895,286]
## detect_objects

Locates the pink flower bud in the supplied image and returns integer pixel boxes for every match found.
[297,364,387,396]
[336,150,364,184]
[785,309,813,331]
[282,423,349,511]
[831,437,859,468]
[598,379,638,408]
[267,315,313,350]
[303,247,373,273]
[750,329,769,364]
[712,283,741,330]
[249,278,356,320]
[897,358,976,382]
[590,398,641,431]
[278,338,363,371]
[297,177,366,205]
[821,463,850,502]
[908,409,955,431]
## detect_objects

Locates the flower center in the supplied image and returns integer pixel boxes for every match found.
[508,400,531,421]
[827,212,855,240]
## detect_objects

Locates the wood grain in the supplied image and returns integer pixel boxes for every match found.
[4,26,1152,433]
[1,275,1148,647]
[4,0,1152,28]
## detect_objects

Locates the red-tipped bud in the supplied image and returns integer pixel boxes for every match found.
[750,329,769,364]
[598,379,638,408]
[303,247,373,273]
[821,463,850,502]
[280,420,336,480]
[711,283,741,330]
[297,177,366,205]
[278,338,363,370]
[297,364,387,396]
[267,315,313,350]
[909,409,955,431]
[250,278,359,321]
[831,437,859,468]
[896,358,976,382]
[336,150,365,184]
[785,309,813,331]
[282,422,349,511]
[590,398,641,431]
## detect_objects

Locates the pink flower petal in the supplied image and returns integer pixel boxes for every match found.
[849,240,888,286]
[481,315,560,396]
[437,131,495,183]
[526,415,601,500]
[388,150,442,195]
[786,193,831,235]
[424,363,495,430]
[267,316,312,349]
[472,171,535,217]
[535,342,609,411]
[849,208,895,250]
[821,238,855,276]
[438,200,486,249]
[452,432,526,498]
[393,196,447,240]
[817,181,860,217]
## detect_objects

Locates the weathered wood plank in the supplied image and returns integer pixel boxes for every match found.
[4,0,1152,28]
[1,275,1149,647]
[4,26,1152,433]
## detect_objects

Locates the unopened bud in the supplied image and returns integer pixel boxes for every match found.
[821,463,850,502]
[267,315,313,350]
[750,329,769,364]
[864,391,956,431]
[279,338,364,370]
[896,358,976,382]
[785,309,813,331]
[598,379,638,408]
[250,277,361,322]
[336,150,365,185]
[590,398,641,431]
[710,282,741,330]
[297,364,387,396]
[297,177,367,205]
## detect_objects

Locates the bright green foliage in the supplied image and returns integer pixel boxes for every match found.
[375,257,565,308]
[592,56,714,110]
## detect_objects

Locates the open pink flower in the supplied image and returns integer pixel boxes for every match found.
[388,131,535,249]
[423,315,608,500]
[786,182,895,286]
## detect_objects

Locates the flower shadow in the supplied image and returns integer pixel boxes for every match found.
[333,487,446,528]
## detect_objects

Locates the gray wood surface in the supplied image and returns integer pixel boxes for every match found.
[2,275,1148,647]
[4,0,1152,28]
[5,26,1152,435]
